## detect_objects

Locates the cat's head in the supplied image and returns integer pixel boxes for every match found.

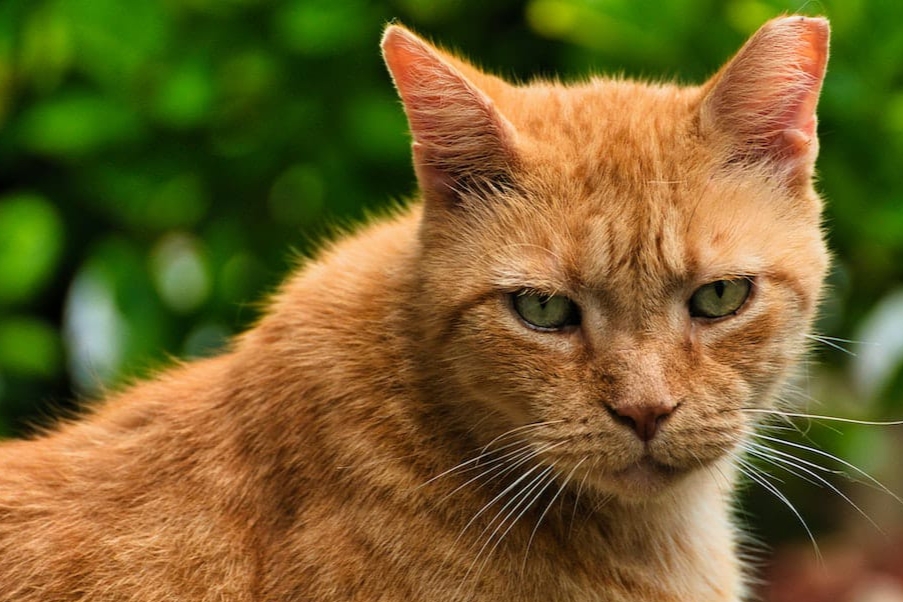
[383,17,830,502]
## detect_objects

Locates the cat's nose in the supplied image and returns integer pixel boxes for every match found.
[607,403,676,442]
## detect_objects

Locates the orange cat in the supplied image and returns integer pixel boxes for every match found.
[0,16,830,601]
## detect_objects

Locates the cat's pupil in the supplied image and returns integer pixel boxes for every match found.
[714,280,726,297]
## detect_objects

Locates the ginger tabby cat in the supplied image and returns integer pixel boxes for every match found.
[0,15,830,602]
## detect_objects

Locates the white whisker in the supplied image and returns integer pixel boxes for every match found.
[422,421,565,499]
[752,432,903,505]
[743,438,844,477]
[455,464,557,600]
[479,421,567,456]
[733,453,823,563]
[422,438,538,489]
[741,408,903,427]
[807,334,876,345]
[803,333,870,356]
[475,465,556,561]
[523,458,586,572]
[744,441,883,533]
[454,441,566,545]
[433,444,542,506]
[568,458,592,538]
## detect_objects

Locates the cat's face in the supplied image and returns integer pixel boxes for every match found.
[384,17,830,501]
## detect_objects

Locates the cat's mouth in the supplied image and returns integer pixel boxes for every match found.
[603,454,688,498]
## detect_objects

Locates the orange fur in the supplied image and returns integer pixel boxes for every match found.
[0,16,830,601]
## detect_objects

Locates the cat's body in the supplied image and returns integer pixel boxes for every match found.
[0,207,740,601]
[0,17,830,601]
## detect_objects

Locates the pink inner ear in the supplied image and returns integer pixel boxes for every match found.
[381,25,518,205]
[381,25,484,146]
[777,20,830,140]
[381,27,436,120]
[381,27,443,144]
[702,16,830,170]
[381,24,509,150]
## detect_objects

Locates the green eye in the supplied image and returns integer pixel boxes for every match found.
[512,291,580,331]
[689,278,752,319]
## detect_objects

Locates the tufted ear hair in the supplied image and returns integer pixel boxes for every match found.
[699,16,830,186]
[381,24,519,209]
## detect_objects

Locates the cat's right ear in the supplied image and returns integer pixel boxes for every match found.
[381,25,518,208]
[699,16,830,187]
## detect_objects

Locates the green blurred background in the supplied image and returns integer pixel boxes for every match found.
[1,0,902,593]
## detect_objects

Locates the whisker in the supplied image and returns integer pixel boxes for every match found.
[752,432,903,505]
[750,420,800,435]
[523,458,586,572]
[433,444,543,506]
[451,460,548,571]
[733,453,823,563]
[744,442,884,533]
[568,458,593,538]
[803,333,861,356]
[454,441,566,544]
[587,457,614,515]
[743,437,844,477]
[422,421,565,493]
[740,408,903,427]
[773,384,831,414]
[456,465,557,599]
[422,437,540,489]
[807,334,876,345]
[475,465,557,562]
[479,421,567,456]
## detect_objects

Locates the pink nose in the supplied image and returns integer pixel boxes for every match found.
[607,403,676,442]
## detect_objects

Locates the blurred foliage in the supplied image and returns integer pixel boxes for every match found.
[1,0,902,550]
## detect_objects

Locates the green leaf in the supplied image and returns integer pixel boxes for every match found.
[0,317,62,378]
[267,164,325,226]
[60,0,169,88]
[18,0,74,93]
[0,193,64,305]
[16,92,144,156]
[152,59,216,128]
[272,0,369,55]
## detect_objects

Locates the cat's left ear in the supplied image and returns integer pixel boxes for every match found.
[699,16,830,186]
[381,24,519,208]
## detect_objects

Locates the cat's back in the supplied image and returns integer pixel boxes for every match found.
[0,354,268,600]
[0,208,426,601]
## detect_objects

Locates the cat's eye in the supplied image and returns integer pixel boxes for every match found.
[689,278,752,319]
[512,291,580,331]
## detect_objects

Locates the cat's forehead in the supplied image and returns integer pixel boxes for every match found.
[505,79,701,175]
[494,83,695,287]
[491,162,816,308]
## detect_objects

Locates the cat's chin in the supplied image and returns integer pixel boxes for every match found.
[594,455,691,502]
